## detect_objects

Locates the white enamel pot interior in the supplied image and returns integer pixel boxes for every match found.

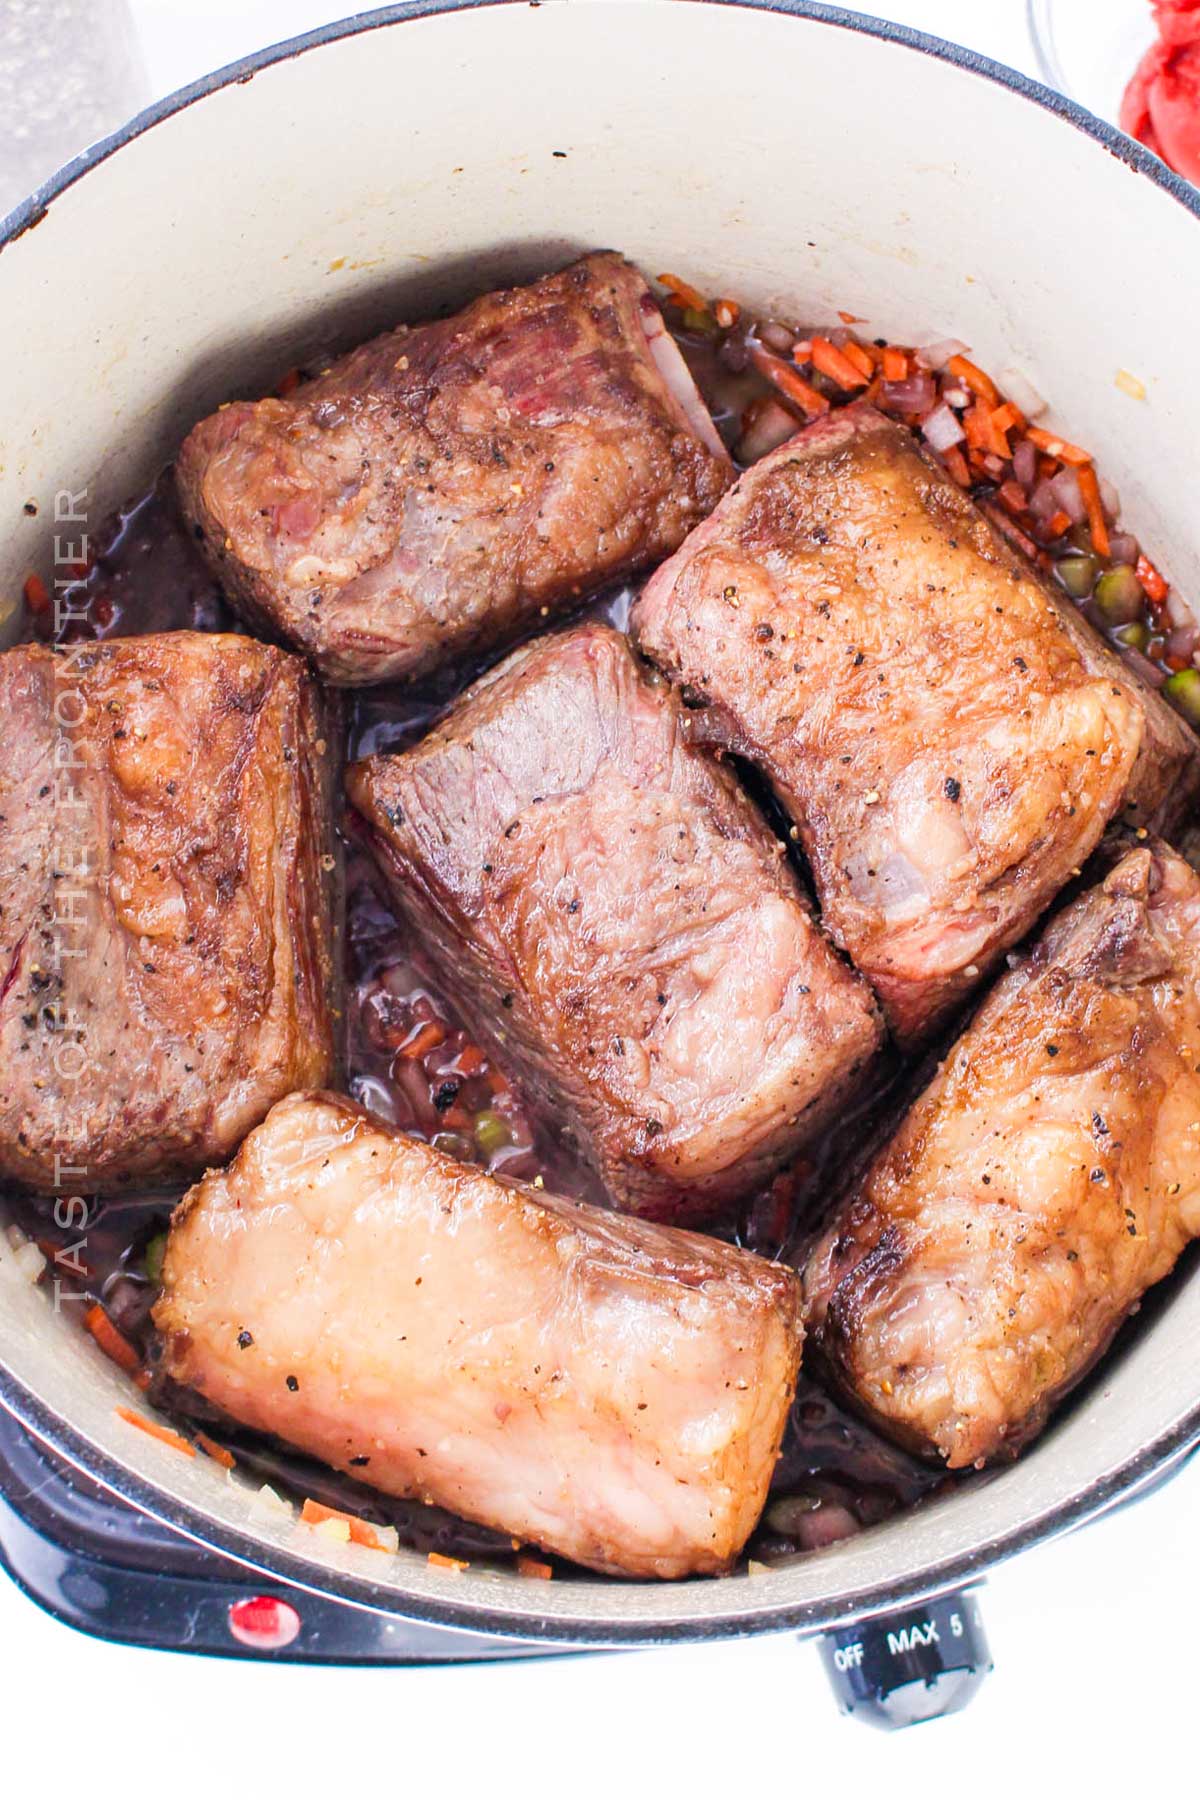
[1,0,1199,1646]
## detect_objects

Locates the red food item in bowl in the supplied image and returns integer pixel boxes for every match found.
[1121,1,1200,182]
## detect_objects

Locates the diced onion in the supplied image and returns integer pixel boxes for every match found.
[1030,477,1060,522]
[1108,532,1140,566]
[1166,591,1196,630]
[1167,622,1199,662]
[250,1482,293,1520]
[997,366,1048,419]
[1099,477,1121,521]
[793,1503,863,1552]
[759,320,796,354]
[1050,467,1086,526]
[13,1241,46,1285]
[882,371,936,415]
[1013,439,1038,488]
[737,396,801,463]
[921,402,966,453]
[915,336,968,370]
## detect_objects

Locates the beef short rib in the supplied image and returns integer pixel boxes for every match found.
[0,632,337,1191]
[347,622,881,1221]
[634,402,1199,1042]
[177,253,732,685]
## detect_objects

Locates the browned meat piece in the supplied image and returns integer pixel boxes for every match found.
[176,253,732,686]
[802,842,1200,1468]
[0,634,337,1192]
[634,402,1200,1043]
[347,623,881,1222]
[154,1091,803,1579]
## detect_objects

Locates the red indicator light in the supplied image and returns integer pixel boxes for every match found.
[227,1594,302,1651]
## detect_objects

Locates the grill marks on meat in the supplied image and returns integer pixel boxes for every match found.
[154,1090,803,1579]
[634,403,1200,1043]
[0,634,337,1191]
[176,253,732,686]
[802,842,1200,1468]
[347,623,882,1221]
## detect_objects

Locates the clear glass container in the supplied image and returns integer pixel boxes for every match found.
[0,0,150,216]
[1027,0,1156,124]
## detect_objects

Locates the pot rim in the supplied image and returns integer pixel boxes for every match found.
[3,1365,1197,1644]
[1,0,1198,1645]
[3,0,1198,251]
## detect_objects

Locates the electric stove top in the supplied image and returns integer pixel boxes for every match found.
[0,1403,998,1727]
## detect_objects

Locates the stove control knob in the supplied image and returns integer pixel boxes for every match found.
[817,1587,991,1729]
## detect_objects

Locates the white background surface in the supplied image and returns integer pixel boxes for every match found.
[2,2,1191,1790]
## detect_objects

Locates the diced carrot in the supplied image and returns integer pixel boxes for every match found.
[656,272,708,313]
[1026,426,1092,467]
[881,346,909,383]
[837,309,866,325]
[942,446,972,487]
[946,354,999,407]
[991,401,1026,437]
[115,1405,195,1457]
[1136,554,1170,604]
[399,1020,446,1060]
[453,1043,487,1077]
[23,572,51,616]
[962,403,992,452]
[428,1551,470,1572]
[301,1496,388,1550]
[84,1303,141,1375]
[438,1104,473,1131]
[301,1498,340,1525]
[517,1554,554,1580]
[276,367,302,397]
[1076,463,1111,558]
[196,1432,236,1470]
[841,340,875,380]
[997,479,1028,516]
[486,1069,510,1097]
[1060,443,1097,468]
[713,297,740,330]
[809,336,868,391]
[1166,653,1190,672]
[984,413,1014,459]
[985,412,1017,456]
[133,1370,153,1392]
[1044,509,1073,539]
[748,343,830,418]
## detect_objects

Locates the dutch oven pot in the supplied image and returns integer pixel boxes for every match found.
[1,0,1198,1648]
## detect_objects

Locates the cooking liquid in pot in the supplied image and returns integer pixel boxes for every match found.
[22,288,1189,1577]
